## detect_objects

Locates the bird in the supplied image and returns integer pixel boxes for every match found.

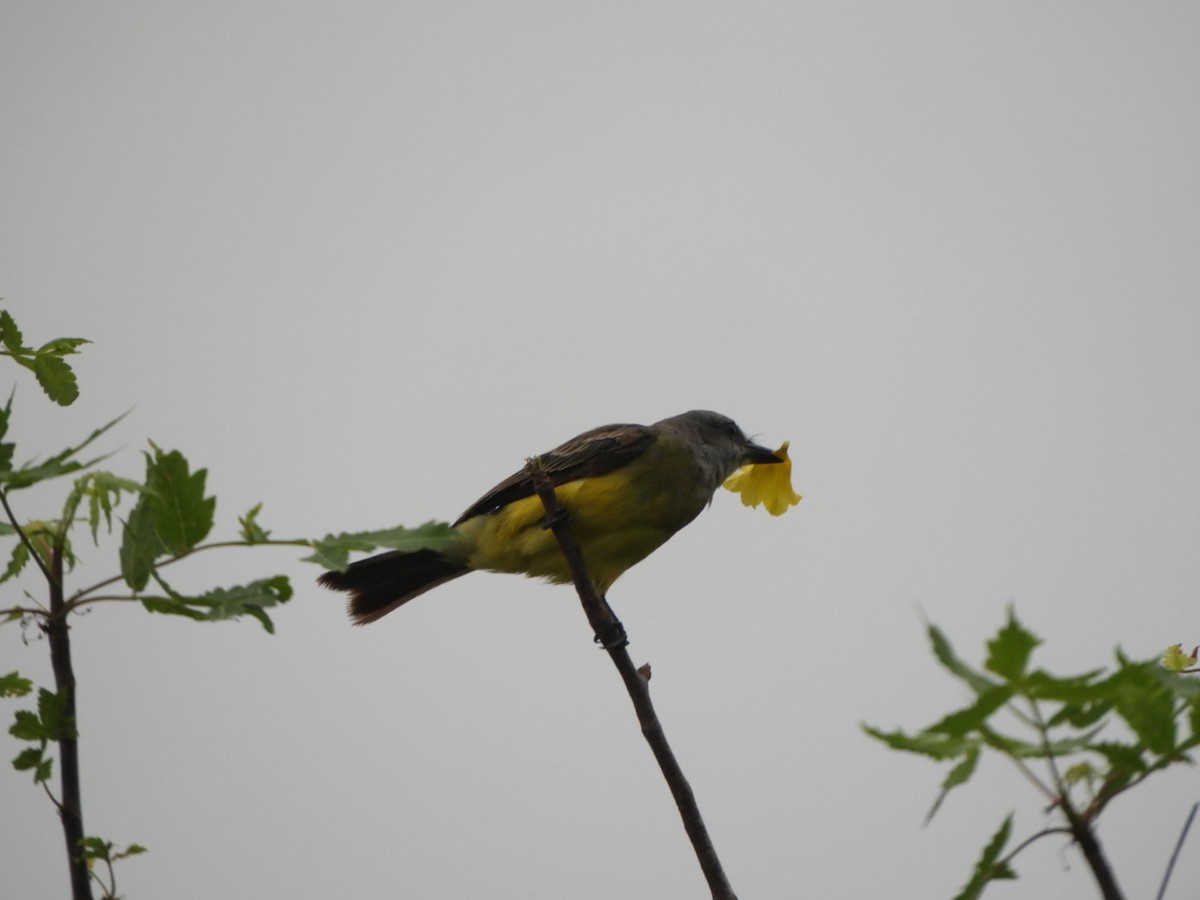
[318,410,783,624]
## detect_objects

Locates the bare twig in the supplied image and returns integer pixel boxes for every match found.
[526,456,737,900]
[1155,801,1199,900]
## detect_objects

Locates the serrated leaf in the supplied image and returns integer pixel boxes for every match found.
[928,685,1013,738]
[303,520,457,570]
[1025,668,1109,704]
[953,815,1016,900]
[1046,700,1113,729]
[0,412,126,490]
[141,444,215,553]
[36,337,89,357]
[984,609,1041,682]
[1113,662,1176,755]
[1092,740,1146,774]
[926,743,981,824]
[979,724,1104,759]
[12,745,44,771]
[862,725,976,760]
[119,494,160,592]
[0,671,33,697]
[0,541,29,584]
[37,687,75,741]
[69,471,143,543]
[0,311,24,354]
[9,708,46,741]
[929,623,997,695]
[238,502,271,543]
[32,353,79,406]
[140,576,293,633]
[12,745,52,783]
[0,389,11,443]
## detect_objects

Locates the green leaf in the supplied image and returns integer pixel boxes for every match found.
[9,709,46,741]
[76,836,113,860]
[0,310,23,355]
[1046,700,1113,729]
[1025,668,1109,704]
[1112,661,1176,755]
[238,502,271,543]
[0,390,13,469]
[0,310,89,405]
[77,837,147,862]
[140,575,293,633]
[37,337,90,357]
[979,724,1104,759]
[0,309,19,352]
[862,725,976,761]
[37,687,75,741]
[119,494,160,592]
[119,444,215,588]
[0,671,33,697]
[926,743,980,824]
[0,411,126,490]
[12,745,52,783]
[984,609,1041,682]
[0,541,29,584]
[929,623,997,695]
[1092,741,1146,774]
[928,685,1013,738]
[141,443,215,554]
[952,815,1016,900]
[32,353,79,406]
[303,521,457,570]
[66,471,143,544]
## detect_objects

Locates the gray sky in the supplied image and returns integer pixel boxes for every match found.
[3,3,1199,898]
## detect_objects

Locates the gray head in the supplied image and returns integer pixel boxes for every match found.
[654,410,782,492]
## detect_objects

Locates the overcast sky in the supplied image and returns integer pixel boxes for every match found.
[3,3,1199,898]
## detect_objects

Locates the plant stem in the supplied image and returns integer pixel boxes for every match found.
[527,457,738,900]
[47,544,94,900]
[1029,699,1124,900]
[1066,808,1124,900]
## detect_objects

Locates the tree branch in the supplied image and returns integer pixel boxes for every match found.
[526,456,738,900]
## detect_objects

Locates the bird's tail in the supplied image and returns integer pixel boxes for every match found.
[318,548,470,625]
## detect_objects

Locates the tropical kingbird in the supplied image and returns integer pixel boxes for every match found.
[319,410,783,624]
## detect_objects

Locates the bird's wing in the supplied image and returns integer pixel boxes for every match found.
[453,423,656,523]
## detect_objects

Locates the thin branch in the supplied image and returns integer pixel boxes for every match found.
[63,537,310,610]
[526,456,738,900]
[1155,801,1199,900]
[1006,751,1060,807]
[997,826,1074,870]
[0,488,53,583]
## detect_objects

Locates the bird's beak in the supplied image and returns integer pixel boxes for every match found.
[743,442,784,464]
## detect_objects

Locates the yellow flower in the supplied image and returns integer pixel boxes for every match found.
[723,440,802,516]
